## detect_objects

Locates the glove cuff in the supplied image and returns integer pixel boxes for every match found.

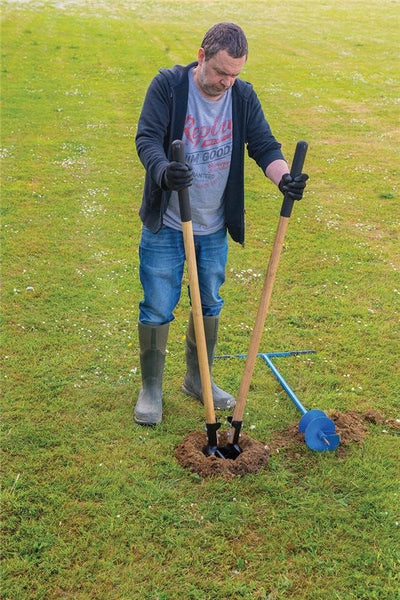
[278,173,291,194]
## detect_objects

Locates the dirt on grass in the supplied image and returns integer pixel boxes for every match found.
[175,410,399,478]
[175,430,270,479]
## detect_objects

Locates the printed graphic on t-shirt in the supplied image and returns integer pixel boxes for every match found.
[183,113,232,190]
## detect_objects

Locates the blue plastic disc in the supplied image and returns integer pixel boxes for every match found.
[299,409,327,433]
[304,416,340,452]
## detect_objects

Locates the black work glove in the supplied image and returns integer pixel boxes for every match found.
[163,161,193,191]
[278,173,309,200]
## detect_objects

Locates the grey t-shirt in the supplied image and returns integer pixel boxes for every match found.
[164,68,233,234]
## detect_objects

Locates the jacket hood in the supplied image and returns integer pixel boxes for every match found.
[158,62,197,86]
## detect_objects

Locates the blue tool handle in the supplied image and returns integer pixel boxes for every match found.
[171,139,191,223]
[259,353,308,415]
[280,140,308,218]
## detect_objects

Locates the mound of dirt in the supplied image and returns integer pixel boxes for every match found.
[175,410,397,477]
[329,410,369,445]
[174,430,269,479]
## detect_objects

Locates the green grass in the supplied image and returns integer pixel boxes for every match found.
[1,0,399,598]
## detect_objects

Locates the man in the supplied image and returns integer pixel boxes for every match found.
[134,22,308,425]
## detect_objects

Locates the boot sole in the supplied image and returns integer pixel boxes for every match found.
[134,415,162,426]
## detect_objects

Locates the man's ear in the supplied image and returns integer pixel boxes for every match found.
[197,47,205,65]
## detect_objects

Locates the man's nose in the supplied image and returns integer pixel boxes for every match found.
[221,75,234,88]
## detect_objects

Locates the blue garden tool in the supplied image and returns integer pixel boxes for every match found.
[220,350,340,452]
[258,351,340,451]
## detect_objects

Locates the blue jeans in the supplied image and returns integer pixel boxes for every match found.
[139,226,228,325]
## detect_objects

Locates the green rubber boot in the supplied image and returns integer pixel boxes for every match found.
[134,322,169,425]
[182,313,236,410]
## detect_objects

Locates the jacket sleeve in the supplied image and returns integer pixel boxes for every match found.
[135,73,171,188]
[245,88,286,172]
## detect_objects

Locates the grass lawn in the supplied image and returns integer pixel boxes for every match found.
[1,0,399,598]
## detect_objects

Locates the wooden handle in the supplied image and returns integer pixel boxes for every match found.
[181,222,216,423]
[172,140,216,425]
[232,217,289,421]
[232,141,308,422]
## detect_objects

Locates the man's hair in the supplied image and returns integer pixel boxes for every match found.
[201,22,248,60]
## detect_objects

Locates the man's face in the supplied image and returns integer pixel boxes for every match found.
[194,48,247,100]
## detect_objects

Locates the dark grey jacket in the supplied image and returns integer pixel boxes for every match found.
[135,62,285,244]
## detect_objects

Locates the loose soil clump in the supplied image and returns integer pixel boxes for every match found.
[175,410,398,477]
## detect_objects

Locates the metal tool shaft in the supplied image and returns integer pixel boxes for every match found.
[258,353,308,416]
